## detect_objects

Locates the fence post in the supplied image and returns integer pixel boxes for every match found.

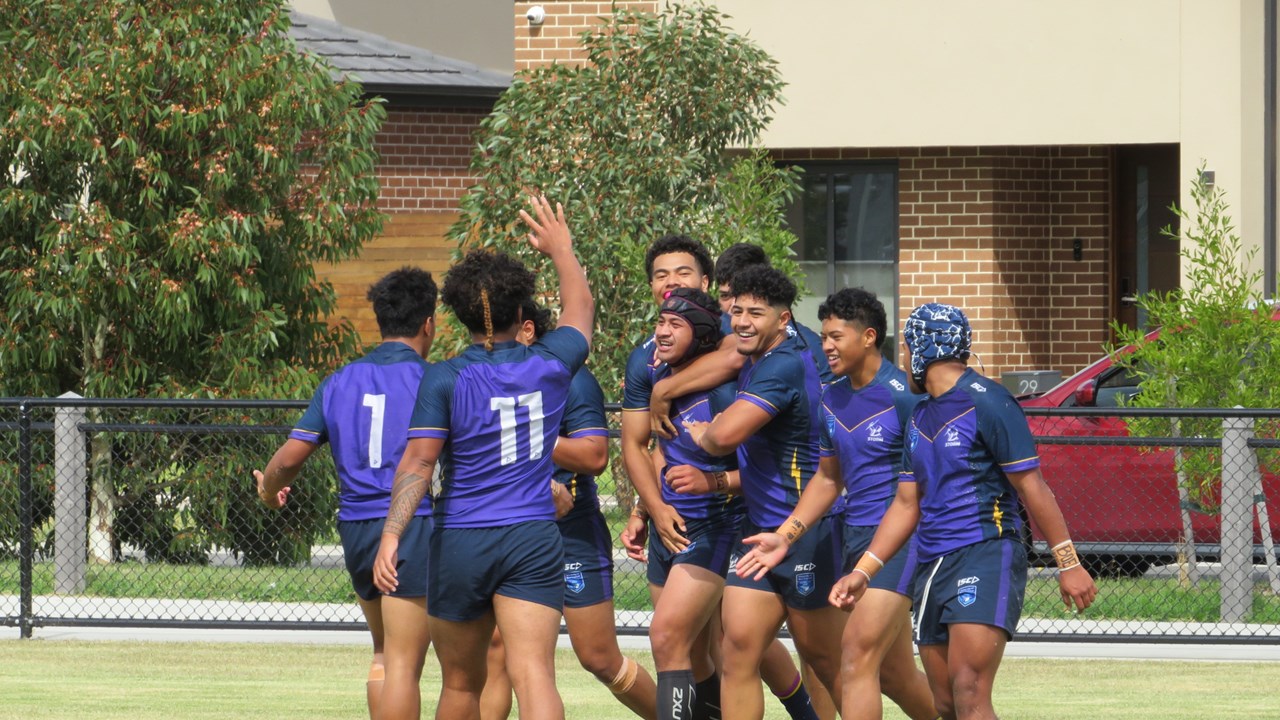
[18,401,34,639]
[54,393,87,594]
[1220,413,1255,623]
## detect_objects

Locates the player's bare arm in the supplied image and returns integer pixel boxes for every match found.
[683,397,772,457]
[829,481,920,611]
[253,438,317,509]
[737,455,842,580]
[621,409,689,553]
[665,465,739,495]
[552,435,608,476]
[1007,467,1098,612]
[373,437,442,593]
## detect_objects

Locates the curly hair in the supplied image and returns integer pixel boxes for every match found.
[441,250,535,349]
[729,265,796,310]
[366,266,438,339]
[644,235,714,280]
[818,288,888,349]
[714,242,769,287]
[520,299,554,340]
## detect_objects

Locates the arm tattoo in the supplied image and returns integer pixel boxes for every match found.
[384,468,431,538]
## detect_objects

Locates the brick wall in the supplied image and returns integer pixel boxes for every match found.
[514,1,656,71]
[315,106,485,342]
[776,146,1112,381]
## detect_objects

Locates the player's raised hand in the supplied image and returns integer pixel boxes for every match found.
[372,535,401,594]
[253,469,290,509]
[829,570,869,611]
[737,532,788,581]
[518,195,572,258]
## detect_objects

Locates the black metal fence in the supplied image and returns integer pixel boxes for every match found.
[3,399,1279,642]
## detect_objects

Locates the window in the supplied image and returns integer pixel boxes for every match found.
[785,162,899,358]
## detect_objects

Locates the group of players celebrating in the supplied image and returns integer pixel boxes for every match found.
[255,197,1098,720]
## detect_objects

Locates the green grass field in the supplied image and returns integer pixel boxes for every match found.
[0,640,1277,719]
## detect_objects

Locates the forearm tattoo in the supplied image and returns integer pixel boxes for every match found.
[384,469,430,538]
[781,516,807,544]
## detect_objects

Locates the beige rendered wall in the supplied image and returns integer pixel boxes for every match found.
[716,0,1182,148]
[719,0,1271,290]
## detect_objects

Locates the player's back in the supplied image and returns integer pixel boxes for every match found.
[416,327,588,528]
[295,342,429,521]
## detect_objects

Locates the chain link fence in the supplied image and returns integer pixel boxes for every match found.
[4,399,1279,642]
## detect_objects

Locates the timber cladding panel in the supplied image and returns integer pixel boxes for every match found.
[317,106,484,344]
[315,212,460,343]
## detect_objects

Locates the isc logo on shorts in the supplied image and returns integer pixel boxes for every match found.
[957,575,979,607]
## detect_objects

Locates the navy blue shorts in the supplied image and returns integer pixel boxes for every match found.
[339,515,432,601]
[427,521,564,622]
[842,524,918,598]
[558,510,614,609]
[646,511,741,587]
[912,537,1027,646]
[726,515,843,610]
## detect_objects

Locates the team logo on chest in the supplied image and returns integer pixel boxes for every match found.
[866,421,884,443]
[957,576,979,607]
[944,427,963,448]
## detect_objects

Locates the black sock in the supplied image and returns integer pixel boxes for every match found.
[775,675,819,720]
[657,669,697,720]
[693,673,721,720]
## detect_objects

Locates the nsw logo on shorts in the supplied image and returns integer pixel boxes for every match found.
[795,570,816,596]
[957,575,979,607]
[565,570,585,594]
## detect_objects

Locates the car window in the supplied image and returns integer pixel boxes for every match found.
[1095,365,1141,407]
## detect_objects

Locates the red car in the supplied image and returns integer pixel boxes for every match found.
[1019,338,1280,576]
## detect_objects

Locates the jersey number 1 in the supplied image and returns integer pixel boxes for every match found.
[491,392,545,466]
[362,393,386,468]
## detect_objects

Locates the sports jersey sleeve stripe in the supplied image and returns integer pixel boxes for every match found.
[737,392,780,415]
[999,456,1040,472]
[566,427,609,438]
[408,426,449,439]
[287,428,323,442]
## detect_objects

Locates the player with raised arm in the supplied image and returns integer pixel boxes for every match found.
[829,303,1098,720]
[736,288,937,720]
[372,196,592,720]
[519,301,658,719]
[683,266,846,720]
[254,267,438,720]
[619,238,820,720]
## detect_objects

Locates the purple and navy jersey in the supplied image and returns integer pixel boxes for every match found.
[820,361,925,526]
[720,315,835,385]
[735,333,825,527]
[290,342,431,522]
[409,327,589,529]
[556,367,610,523]
[656,367,741,520]
[902,368,1040,562]
[621,336,660,412]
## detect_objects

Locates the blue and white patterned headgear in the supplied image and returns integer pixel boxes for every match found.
[902,303,972,386]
